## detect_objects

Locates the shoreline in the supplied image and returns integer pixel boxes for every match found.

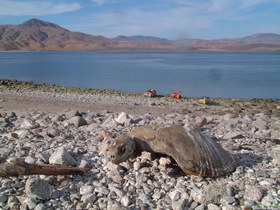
[0,79,279,116]
[1,79,280,116]
[1,79,279,99]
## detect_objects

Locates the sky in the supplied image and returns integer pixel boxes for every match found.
[0,0,279,40]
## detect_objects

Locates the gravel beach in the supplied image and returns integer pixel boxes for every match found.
[0,80,280,210]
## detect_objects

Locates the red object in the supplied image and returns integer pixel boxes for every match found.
[145,89,157,97]
[170,92,182,99]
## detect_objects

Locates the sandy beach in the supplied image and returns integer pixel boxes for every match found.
[0,80,279,210]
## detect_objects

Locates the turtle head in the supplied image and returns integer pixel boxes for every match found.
[108,134,136,164]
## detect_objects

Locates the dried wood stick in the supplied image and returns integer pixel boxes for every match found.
[0,159,90,177]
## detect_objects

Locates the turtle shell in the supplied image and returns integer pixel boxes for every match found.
[129,125,237,177]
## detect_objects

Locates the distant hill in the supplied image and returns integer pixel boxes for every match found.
[114,35,172,44]
[177,33,280,51]
[238,33,280,45]
[0,19,280,51]
[0,19,111,51]
[0,18,174,51]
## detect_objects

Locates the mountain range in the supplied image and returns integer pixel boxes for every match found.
[0,19,280,51]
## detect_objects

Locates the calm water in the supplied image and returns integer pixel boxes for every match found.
[0,51,279,99]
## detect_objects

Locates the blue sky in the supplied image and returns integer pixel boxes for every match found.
[0,0,279,40]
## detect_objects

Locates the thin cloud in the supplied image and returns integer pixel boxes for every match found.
[2,0,278,39]
[241,0,269,8]
[86,6,215,38]
[0,0,81,16]
[210,0,237,11]
[92,0,112,6]
[85,0,279,38]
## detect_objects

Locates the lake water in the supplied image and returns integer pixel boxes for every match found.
[0,51,279,99]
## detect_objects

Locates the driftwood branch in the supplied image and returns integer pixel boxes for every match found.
[0,159,90,177]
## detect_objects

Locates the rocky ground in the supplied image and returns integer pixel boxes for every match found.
[0,80,280,210]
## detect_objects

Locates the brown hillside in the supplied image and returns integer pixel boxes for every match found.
[0,19,279,51]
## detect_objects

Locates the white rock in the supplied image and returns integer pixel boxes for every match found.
[138,193,153,206]
[108,186,124,198]
[208,203,221,210]
[152,191,162,200]
[195,204,205,210]
[68,116,87,127]
[261,194,275,206]
[49,147,76,166]
[195,116,207,127]
[100,117,118,129]
[95,187,110,195]
[259,180,272,187]
[65,110,81,119]
[172,198,188,210]
[81,194,97,203]
[6,196,19,209]
[169,190,181,201]
[244,186,264,201]
[99,136,113,156]
[51,115,64,122]
[21,120,39,129]
[271,145,280,165]
[244,200,255,207]
[221,204,239,210]
[223,113,238,121]
[78,159,91,168]
[140,151,152,162]
[80,185,94,195]
[190,189,204,204]
[115,112,130,125]
[121,196,131,206]
[158,157,172,171]
[15,130,30,138]
[16,196,37,209]
[24,156,35,164]
[133,161,145,170]
[159,157,171,166]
